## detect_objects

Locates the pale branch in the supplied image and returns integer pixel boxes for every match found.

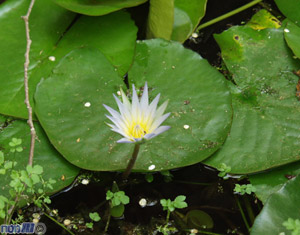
[22,0,36,166]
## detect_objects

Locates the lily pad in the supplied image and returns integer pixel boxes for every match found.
[128,39,232,171]
[0,115,6,127]
[52,0,147,16]
[284,20,300,59]
[147,0,208,42]
[171,0,208,42]
[0,120,80,203]
[274,0,300,27]
[0,0,75,119]
[35,40,232,171]
[0,0,137,119]
[251,174,300,234]
[249,161,300,204]
[246,9,281,30]
[204,22,300,173]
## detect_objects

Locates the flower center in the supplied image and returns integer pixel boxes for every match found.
[129,123,148,139]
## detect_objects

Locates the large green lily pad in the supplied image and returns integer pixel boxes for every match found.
[128,39,232,171]
[0,0,137,119]
[52,0,147,16]
[274,0,300,27]
[249,161,300,204]
[35,40,232,171]
[204,23,300,174]
[0,0,75,119]
[284,20,300,59]
[0,120,80,202]
[251,174,300,234]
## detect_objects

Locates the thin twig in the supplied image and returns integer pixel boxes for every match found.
[22,0,36,166]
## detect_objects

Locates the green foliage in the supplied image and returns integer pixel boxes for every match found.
[283,218,300,235]
[52,0,147,16]
[284,20,300,59]
[251,175,300,234]
[106,189,129,218]
[86,212,101,229]
[145,174,154,183]
[234,184,256,195]
[106,190,130,207]
[0,0,75,119]
[205,10,300,174]
[274,0,300,26]
[8,138,23,153]
[0,121,80,206]
[89,212,101,222]
[249,161,300,204]
[217,163,231,179]
[0,147,56,221]
[35,40,232,172]
[146,0,208,42]
[160,170,174,183]
[159,195,188,235]
[160,195,188,212]
[0,1,137,119]
[129,39,232,171]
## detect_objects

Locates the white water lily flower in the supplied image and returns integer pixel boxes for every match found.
[103,82,171,143]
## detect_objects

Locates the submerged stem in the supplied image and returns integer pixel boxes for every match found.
[235,195,250,231]
[43,212,75,235]
[122,144,140,180]
[196,0,263,31]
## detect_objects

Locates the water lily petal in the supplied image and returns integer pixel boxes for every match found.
[113,94,131,126]
[152,126,171,136]
[120,88,131,110]
[117,138,133,143]
[149,113,171,133]
[155,100,169,119]
[140,82,149,113]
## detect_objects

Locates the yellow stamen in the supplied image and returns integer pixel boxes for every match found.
[128,122,149,139]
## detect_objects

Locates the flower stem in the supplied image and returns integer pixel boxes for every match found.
[122,144,140,180]
[43,212,75,235]
[235,195,250,231]
[196,0,262,31]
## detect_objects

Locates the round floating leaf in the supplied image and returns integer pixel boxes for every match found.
[52,0,147,16]
[0,1,137,119]
[0,0,75,119]
[128,39,232,171]
[251,174,300,234]
[250,161,300,204]
[35,48,130,171]
[35,41,232,171]
[186,210,214,230]
[171,0,207,42]
[284,20,300,59]
[274,0,300,26]
[0,120,80,204]
[204,22,300,173]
